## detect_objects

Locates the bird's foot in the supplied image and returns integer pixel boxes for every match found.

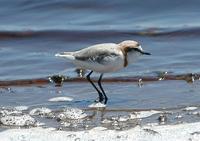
[103,96,108,104]
[94,97,104,103]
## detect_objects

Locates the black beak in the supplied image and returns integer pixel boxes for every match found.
[132,48,151,55]
[141,51,151,55]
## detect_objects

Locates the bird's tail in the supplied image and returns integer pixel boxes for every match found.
[55,52,75,60]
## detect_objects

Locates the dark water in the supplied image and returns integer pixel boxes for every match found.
[1,0,200,111]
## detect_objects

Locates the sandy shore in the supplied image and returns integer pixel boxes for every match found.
[1,121,200,141]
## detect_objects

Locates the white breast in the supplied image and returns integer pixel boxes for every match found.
[127,51,142,65]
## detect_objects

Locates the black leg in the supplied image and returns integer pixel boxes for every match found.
[86,71,104,102]
[98,73,108,104]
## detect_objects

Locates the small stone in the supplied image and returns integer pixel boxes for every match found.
[138,79,143,87]
[158,114,167,123]
[49,75,65,86]
[175,114,183,119]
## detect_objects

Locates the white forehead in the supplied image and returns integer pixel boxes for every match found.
[119,40,139,46]
[138,45,143,51]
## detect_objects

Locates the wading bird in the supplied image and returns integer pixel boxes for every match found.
[55,40,151,104]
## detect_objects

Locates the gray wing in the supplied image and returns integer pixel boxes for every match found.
[74,49,119,65]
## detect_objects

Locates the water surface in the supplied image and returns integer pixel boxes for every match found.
[0,1,200,129]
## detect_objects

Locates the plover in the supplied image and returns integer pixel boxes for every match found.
[55,40,151,104]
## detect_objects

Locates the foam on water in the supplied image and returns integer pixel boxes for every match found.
[0,108,22,117]
[48,97,73,102]
[130,110,161,119]
[0,115,36,127]
[15,106,29,111]
[88,102,106,108]
[184,106,198,111]
[57,108,87,120]
[29,107,52,116]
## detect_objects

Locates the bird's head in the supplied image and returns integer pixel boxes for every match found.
[119,40,151,56]
[119,40,151,65]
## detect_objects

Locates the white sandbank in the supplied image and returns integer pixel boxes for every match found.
[1,121,200,141]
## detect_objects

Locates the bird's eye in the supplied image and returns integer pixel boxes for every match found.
[133,48,142,53]
[125,46,141,52]
[126,47,133,52]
